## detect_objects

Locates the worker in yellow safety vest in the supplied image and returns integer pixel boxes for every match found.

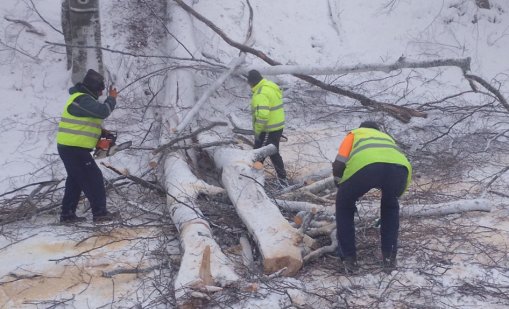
[332,121,412,273]
[56,69,118,223]
[247,70,288,187]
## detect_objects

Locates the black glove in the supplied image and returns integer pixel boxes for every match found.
[100,129,116,142]
[334,177,341,189]
[254,135,261,146]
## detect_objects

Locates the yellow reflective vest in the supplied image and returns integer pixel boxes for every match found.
[341,128,412,190]
[251,79,285,136]
[56,92,102,149]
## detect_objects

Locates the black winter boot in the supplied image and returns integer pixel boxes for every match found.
[382,252,397,272]
[340,256,358,274]
[60,213,87,223]
[93,210,120,223]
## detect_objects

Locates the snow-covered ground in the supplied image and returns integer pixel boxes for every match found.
[1,0,508,308]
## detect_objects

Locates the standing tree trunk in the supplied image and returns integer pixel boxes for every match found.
[61,0,104,83]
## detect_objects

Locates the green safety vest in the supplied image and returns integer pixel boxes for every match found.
[56,92,102,149]
[341,127,412,190]
[251,79,285,135]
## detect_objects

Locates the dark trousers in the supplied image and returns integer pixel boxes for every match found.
[336,163,408,258]
[254,129,287,180]
[58,145,107,217]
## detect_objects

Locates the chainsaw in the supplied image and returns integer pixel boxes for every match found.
[93,129,132,159]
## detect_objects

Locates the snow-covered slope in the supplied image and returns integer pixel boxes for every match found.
[1,0,508,308]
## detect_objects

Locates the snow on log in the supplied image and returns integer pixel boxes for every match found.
[244,57,471,76]
[400,198,491,217]
[213,145,304,276]
[163,153,239,302]
[275,199,334,215]
[159,3,239,306]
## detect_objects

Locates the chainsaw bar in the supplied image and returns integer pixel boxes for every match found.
[114,141,132,152]
[94,141,132,159]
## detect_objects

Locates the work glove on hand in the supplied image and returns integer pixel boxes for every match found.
[334,177,341,189]
[100,128,115,140]
[108,85,118,98]
[254,135,261,146]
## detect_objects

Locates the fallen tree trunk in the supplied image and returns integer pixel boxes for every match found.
[163,153,239,303]
[213,144,304,276]
[400,198,491,217]
[244,57,471,77]
[158,3,239,307]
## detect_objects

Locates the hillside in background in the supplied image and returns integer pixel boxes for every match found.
[0,0,508,308]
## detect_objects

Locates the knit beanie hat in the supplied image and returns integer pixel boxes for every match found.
[247,70,263,86]
[359,121,380,130]
[82,69,105,92]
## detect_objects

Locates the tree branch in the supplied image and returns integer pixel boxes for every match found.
[173,0,428,123]
[152,121,228,154]
[464,74,509,113]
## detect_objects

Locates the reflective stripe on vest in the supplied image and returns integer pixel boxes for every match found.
[340,128,412,190]
[56,92,103,149]
[251,79,285,133]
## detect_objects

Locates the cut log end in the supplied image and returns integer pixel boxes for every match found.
[252,161,264,170]
[264,256,303,277]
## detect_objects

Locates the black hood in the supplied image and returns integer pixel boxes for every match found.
[69,83,99,99]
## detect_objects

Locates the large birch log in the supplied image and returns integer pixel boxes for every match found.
[159,3,239,307]
[163,153,239,304]
[213,145,303,276]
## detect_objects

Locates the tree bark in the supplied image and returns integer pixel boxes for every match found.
[244,57,471,77]
[213,145,304,276]
[63,0,104,82]
[159,2,239,307]
[162,153,239,304]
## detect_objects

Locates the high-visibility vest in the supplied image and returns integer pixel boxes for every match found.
[341,128,412,189]
[251,79,285,135]
[56,92,102,149]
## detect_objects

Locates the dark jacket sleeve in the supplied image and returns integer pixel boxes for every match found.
[332,160,346,178]
[67,95,116,119]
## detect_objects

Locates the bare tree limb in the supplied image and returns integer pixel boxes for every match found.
[152,121,228,154]
[176,54,246,132]
[173,0,428,123]
[27,0,63,34]
[4,16,45,36]
[465,73,509,112]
